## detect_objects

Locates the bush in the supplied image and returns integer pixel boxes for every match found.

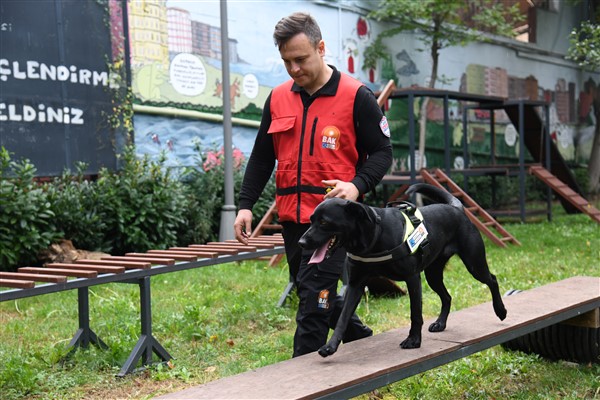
[0,145,278,270]
[94,147,190,255]
[46,163,112,252]
[0,148,60,271]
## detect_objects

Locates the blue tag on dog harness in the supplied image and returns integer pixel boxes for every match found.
[407,222,428,253]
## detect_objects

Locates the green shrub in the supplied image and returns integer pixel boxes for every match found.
[46,163,112,252]
[0,144,278,269]
[0,148,60,271]
[94,146,190,255]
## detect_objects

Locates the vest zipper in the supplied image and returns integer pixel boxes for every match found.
[309,117,318,156]
[297,106,309,222]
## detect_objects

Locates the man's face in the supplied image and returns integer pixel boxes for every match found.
[279,33,325,94]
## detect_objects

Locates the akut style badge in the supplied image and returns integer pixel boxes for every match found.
[321,125,341,150]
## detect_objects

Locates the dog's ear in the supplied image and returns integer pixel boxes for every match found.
[343,201,379,224]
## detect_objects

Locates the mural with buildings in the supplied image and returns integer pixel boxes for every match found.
[123,0,598,171]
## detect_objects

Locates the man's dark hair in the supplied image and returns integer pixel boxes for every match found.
[273,12,322,49]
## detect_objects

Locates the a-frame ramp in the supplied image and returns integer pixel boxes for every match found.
[420,168,520,247]
[502,101,582,214]
[529,165,600,224]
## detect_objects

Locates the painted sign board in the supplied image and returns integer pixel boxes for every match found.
[0,0,125,176]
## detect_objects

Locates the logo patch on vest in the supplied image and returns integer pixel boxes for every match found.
[379,116,391,137]
[321,126,340,150]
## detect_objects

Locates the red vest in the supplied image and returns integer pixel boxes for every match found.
[268,74,362,223]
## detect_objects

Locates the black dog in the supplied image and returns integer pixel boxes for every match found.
[298,183,507,357]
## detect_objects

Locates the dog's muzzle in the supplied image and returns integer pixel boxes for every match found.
[308,236,337,264]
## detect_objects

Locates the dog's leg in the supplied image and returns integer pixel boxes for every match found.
[318,278,367,357]
[483,272,507,320]
[400,274,423,349]
[459,238,507,321]
[424,256,452,332]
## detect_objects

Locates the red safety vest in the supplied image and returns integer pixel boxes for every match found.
[268,74,362,223]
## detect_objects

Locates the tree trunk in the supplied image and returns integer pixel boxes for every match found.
[417,32,440,170]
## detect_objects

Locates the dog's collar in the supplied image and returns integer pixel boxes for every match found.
[347,209,428,264]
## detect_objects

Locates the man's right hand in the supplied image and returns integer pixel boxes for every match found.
[234,209,253,245]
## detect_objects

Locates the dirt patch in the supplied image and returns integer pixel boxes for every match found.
[38,239,110,265]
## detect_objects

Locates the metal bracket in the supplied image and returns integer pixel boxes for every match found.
[118,276,172,376]
[63,287,108,360]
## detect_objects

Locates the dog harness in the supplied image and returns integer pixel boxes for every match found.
[347,201,430,264]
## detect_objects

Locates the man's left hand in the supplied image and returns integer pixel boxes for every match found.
[322,179,359,201]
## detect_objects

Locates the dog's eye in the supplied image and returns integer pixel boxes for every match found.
[319,219,328,226]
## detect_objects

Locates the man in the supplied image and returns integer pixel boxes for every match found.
[234,12,393,357]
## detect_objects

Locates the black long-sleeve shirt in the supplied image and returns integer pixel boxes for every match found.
[239,67,393,212]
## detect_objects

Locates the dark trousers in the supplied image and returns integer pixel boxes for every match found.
[282,222,372,357]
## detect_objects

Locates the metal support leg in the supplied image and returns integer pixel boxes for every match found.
[64,287,108,359]
[118,276,172,377]
[277,277,295,307]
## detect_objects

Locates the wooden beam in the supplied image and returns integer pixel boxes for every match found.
[156,276,599,400]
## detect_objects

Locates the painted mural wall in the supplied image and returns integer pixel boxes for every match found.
[129,0,599,172]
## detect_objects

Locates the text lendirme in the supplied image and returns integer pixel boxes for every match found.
[0,59,109,86]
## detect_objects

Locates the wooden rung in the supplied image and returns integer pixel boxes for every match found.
[18,267,97,278]
[175,246,239,255]
[131,252,198,261]
[101,256,171,266]
[0,272,67,283]
[47,263,125,274]
[91,259,152,269]
[221,241,275,249]
[0,278,35,288]
[246,237,285,243]
[96,257,156,267]
[155,249,220,257]
[197,243,258,251]
[148,250,218,261]
[262,224,283,230]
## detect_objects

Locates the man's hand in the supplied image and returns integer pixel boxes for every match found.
[322,179,359,201]
[234,209,253,245]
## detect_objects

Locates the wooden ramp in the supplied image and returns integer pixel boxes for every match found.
[251,202,285,267]
[156,276,599,400]
[420,168,521,247]
[502,101,582,214]
[530,165,600,224]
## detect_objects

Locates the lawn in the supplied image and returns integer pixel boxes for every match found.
[0,205,598,399]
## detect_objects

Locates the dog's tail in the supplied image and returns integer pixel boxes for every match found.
[405,183,463,209]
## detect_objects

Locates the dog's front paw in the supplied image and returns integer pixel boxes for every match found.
[400,336,421,349]
[495,304,507,321]
[318,344,337,357]
[428,320,446,332]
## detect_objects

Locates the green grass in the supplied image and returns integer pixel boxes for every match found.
[1,205,599,399]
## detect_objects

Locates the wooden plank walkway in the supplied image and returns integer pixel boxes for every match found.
[157,276,599,400]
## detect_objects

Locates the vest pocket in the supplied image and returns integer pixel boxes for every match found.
[268,115,296,134]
